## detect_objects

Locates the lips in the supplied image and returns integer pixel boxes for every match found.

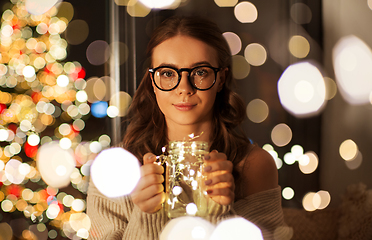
[173,103,196,111]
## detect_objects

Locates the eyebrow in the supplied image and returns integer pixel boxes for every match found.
[155,61,215,69]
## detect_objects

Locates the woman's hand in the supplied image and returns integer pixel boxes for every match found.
[203,150,235,205]
[130,153,165,213]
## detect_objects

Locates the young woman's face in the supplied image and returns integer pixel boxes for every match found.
[151,35,225,128]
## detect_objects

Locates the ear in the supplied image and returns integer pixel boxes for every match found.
[149,71,156,94]
[217,67,228,92]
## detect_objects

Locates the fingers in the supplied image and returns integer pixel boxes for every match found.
[140,163,164,177]
[204,173,234,188]
[143,153,157,165]
[134,192,165,214]
[135,173,164,192]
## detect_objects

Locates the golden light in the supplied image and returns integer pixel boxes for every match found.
[109,91,132,117]
[65,20,89,45]
[25,0,60,15]
[290,3,312,24]
[302,192,318,211]
[289,35,310,58]
[231,55,250,79]
[345,151,363,170]
[333,35,372,104]
[324,77,337,100]
[114,0,130,6]
[138,0,179,9]
[127,0,151,17]
[214,0,238,7]
[339,139,358,161]
[282,187,295,200]
[223,32,242,55]
[246,99,269,123]
[244,43,267,66]
[271,123,292,147]
[278,62,326,117]
[299,151,319,174]
[56,2,74,22]
[317,190,331,210]
[234,1,258,23]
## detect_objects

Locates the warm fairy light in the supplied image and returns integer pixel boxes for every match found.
[210,218,263,240]
[90,148,141,198]
[244,43,267,66]
[339,139,358,161]
[46,203,60,219]
[86,40,110,66]
[278,62,326,117]
[223,32,242,55]
[71,199,85,212]
[27,134,40,146]
[89,141,102,154]
[214,0,238,7]
[23,66,36,78]
[25,0,60,15]
[107,105,119,118]
[186,203,198,215]
[271,123,292,147]
[139,0,178,9]
[65,20,89,45]
[127,0,151,17]
[289,35,310,58]
[302,192,318,211]
[333,35,372,104]
[246,99,269,123]
[234,2,258,23]
[98,134,111,148]
[109,91,132,117]
[161,216,215,240]
[5,159,27,184]
[282,187,295,200]
[317,190,331,210]
[290,3,312,24]
[283,152,296,165]
[345,151,363,170]
[324,77,337,100]
[57,75,69,87]
[37,142,76,188]
[231,55,250,79]
[299,151,319,174]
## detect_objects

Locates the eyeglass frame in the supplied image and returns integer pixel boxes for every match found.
[149,65,221,91]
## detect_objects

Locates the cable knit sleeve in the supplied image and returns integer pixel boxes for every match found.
[86,178,170,240]
[233,186,290,240]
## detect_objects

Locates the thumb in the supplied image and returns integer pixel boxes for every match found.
[143,152,157,165]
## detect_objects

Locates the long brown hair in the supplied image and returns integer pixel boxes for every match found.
[122,16,251,167]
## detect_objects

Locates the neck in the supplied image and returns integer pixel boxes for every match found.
[167,121,213,144]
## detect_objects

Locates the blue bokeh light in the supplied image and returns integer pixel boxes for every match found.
[91,101,108,118]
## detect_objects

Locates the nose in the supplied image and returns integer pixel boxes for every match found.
[176,72,195,95]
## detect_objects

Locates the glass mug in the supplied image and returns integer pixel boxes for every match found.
[157,141,209,219]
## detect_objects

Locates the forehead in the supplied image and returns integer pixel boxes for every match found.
[152,35,218,67]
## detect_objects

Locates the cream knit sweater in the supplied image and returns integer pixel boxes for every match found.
[87,179,289,240]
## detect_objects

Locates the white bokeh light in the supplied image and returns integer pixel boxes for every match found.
[23,66,35,78]
[138,0,178,9]
[333,35,372,104]
[37,142,76,188]
[57,75,69,87]
[210,217,263,240]
[90,148,140,198]
[25,0,61,15]
[278,62,326,117]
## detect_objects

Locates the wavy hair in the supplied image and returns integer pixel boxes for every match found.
[122,16,251,167]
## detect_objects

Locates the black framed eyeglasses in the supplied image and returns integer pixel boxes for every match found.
[149,65,221,91]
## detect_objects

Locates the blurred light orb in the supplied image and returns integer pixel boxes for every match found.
[278,62,326,117]
[139,0,177,8]
[86,40,109,66]
[291,145,304,159]
[160,216,215,240]
[324,77,337,100]
[234,2,258,23]
[91,101,108,118]
[210,217,263,240]
[56,1,74,22]
[246,99,269,123]
[0,222,13,240]
[90,148,141,198]
[23,66,35,78]
[127,0,151,17]
[107,106,119,118]
[271,123,292,147]
[37,142,76,188]
[25,0,60,15]
[299,151,319,174]
[339,139,358,161]
[369,0,372,10]
[76,90,88,103]
[56,75,69,87]
[214,0,238,7]
[345,151,363,170]
[283,152,296,165]
[186,203,198,215]
[302,192,318,211]
[69,212,91,232]
[282,187,295,200]
[65,20,89,45]
[232,55,250,79]
[289,35,310,58]
[317,190,331,210]
[5,159,26,184]
[46,203,60,219]
[110,91,132,117]
[244,43,267,66]
[223,32,242,55]
[290,3,312,24]
[60,137,72,149]
[27,134,40,146]
[333,35,372,104]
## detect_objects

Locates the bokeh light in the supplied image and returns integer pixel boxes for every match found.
[56,2,74,22]
[25,0,60,15]
[90,148,141,198]
[86,40,110,66]
[282,187,295,200]
[160,216,215,240]
[139,0,179,9]
[214,0,238,7]
[246,99,269,123]
[339,139,358,161]
[302,190,331,211]
[37,142,76,188]
[333,35,372,104]
[65,20,89,45]
[210,217,263,240]
[110,91,132,117]
[223,32,242,55]
[290,3,312,24]
[278,62,326,117]
[345,151,363,170]
[91,101,108,118]
[299,151,319,174]
[127,0,151,17]
[323,77,337,100]
[289,35,310,58]
[271,123,292,147]
[231,55,250,79]
[244,43,267,66]
[234,2,258,23]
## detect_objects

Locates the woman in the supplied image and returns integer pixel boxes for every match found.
[87,16,287,240]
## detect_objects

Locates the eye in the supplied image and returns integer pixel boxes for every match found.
[159,69,176,78]
[193,67,210,78]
